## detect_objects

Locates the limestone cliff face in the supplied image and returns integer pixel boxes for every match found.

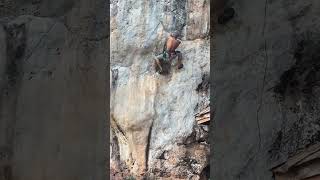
[110,0,210,179]
[212,0,320,179]
[0,1,107,179]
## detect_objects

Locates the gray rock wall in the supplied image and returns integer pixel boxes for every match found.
[0,0,107,179]
[110,0,210,179]
[212,0,320,179]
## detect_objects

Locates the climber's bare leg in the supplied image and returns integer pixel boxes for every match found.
[154,57,163,73]
[175,51,183,69]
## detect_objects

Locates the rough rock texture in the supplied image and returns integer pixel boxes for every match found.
[212,0,320,179]
[110,0,210,179]
[0,0,107,179]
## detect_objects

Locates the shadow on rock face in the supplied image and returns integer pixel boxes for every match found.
[269,32,320,159]
[273,32,320,112]
[199,165,210,180]
[39,0,75,17]
[2,165,12,180]
[3,22,27,87]
[154,60,171,76]
[196,73,210,94]
[218,7,235,25]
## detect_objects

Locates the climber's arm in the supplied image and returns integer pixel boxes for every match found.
[162,42,167,52]
[175,38,182,49]
[177,38,182,44]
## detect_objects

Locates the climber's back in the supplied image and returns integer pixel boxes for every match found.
[165,32,181,53]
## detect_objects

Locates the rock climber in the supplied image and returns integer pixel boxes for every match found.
[153,31,183,73]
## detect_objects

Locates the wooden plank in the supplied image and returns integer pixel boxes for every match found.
[195,111,210,116]
[304,175,320,180]
[196,118,210,123]
[297,150,320,166]
[196,114,210,119]
[194,106,211,124]
[198,118,210,124]
[198,109,210,115]
[272,143,320,173]
[274,160,320,180]
[295,160,320,179]
[195,113,210,118]
[195,107,210,116]
[196,116,210,121]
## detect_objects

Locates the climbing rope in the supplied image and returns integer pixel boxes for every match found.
[143,21,161,49]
